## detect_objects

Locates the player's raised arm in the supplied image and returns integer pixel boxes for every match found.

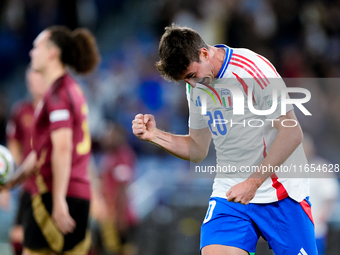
[132,113,212,162]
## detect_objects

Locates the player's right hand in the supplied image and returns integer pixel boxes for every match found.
[132,113,156,141]
[52,198,76,234]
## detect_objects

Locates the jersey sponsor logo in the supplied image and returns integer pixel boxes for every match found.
[49,109,70,123]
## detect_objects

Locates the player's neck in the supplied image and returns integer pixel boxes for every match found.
[214,47,225,78]
[42,62,66,88]
[32,97,42,108]
[209,46,225,78]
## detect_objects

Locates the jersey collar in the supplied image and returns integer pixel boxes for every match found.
[214,44,233,79]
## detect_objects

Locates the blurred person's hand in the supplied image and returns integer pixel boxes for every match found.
[0,150,47,191]
[0,189,11,210]
[52,198,76,234]
[10,225,24,244]
[132,113,156,141]
[90,187,109,222]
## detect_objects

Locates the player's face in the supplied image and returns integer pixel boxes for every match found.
[27,69,47,100]
[29,31,52,73]
[182,49,214,87]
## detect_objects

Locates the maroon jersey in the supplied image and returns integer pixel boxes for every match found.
[7,100,36,192]
[7,100,35,158]
[99,145,137,225]
[31,73,91,200]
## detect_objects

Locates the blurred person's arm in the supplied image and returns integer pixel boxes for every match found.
[110,163,134,232]
[90,183,109,222]
[115,181,130,232]
[6,103,25,165]
[88,158,109,221]
[1,149,42,211]
[0,190,11,210]
[3,150,43,190]
[132,113,212,163]
[3,139,23,210]
[7,139,23,165]
[50,128,76,234]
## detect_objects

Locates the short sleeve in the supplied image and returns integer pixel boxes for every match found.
[186,84,208,129]
[252,77,294,120]
[46,91,73,131]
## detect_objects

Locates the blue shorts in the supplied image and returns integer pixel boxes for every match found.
[201,197,317,255]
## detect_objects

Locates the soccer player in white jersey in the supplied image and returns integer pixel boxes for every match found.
[132,24,317,255]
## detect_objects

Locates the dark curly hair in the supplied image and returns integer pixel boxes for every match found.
[47,26,101,75]
[156,24,208,81]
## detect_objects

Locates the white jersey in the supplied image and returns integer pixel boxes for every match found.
[186,45,309,203]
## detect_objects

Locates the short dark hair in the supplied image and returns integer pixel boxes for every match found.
[156,24,208,81]
[47,26,101,75]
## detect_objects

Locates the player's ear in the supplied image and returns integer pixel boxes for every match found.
[199,47,209,61]
[49,46,60,61]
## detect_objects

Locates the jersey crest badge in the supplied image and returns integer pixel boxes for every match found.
[221,88,233,110]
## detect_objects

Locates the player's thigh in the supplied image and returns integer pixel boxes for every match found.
[202,244,248,255]
[252,197,317,255]
[201,198,259,254]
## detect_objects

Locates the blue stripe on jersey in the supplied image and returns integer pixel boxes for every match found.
[215,44,233,79]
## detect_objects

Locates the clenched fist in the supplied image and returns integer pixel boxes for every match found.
[132,113,156,141]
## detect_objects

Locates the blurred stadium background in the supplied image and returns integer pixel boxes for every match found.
[0,0,340,254]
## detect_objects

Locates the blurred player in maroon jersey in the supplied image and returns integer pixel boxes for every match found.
[1,26,100,255]
[92,122,137,255]
[6,67,48,255]
[7,67,47,164]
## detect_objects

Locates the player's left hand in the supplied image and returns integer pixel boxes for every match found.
[226,179,260,205]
